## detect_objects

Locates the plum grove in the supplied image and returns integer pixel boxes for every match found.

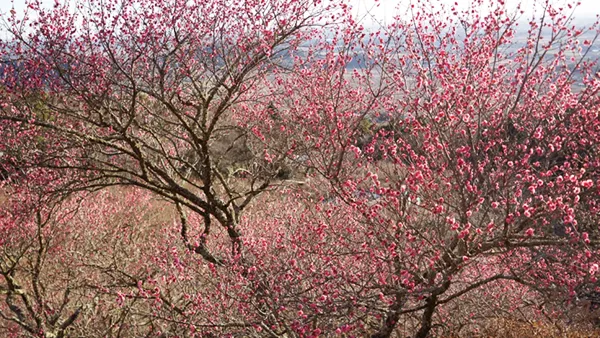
[0,0,599,337]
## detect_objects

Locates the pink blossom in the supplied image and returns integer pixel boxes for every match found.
[581,180,594,188]
[590,264,599,276]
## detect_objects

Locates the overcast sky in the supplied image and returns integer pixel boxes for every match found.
[352,0,599,15]
[3,0,599,23]
[351,0,599,26]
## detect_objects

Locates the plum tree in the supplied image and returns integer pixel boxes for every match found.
[0,0,347,264]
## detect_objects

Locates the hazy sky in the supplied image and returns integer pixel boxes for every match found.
[351,0,600,15]
[351,0,600,26]
[3,0,599,22]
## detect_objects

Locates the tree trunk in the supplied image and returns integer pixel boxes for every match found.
[371,292,405,338]
[414,295,437,338]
